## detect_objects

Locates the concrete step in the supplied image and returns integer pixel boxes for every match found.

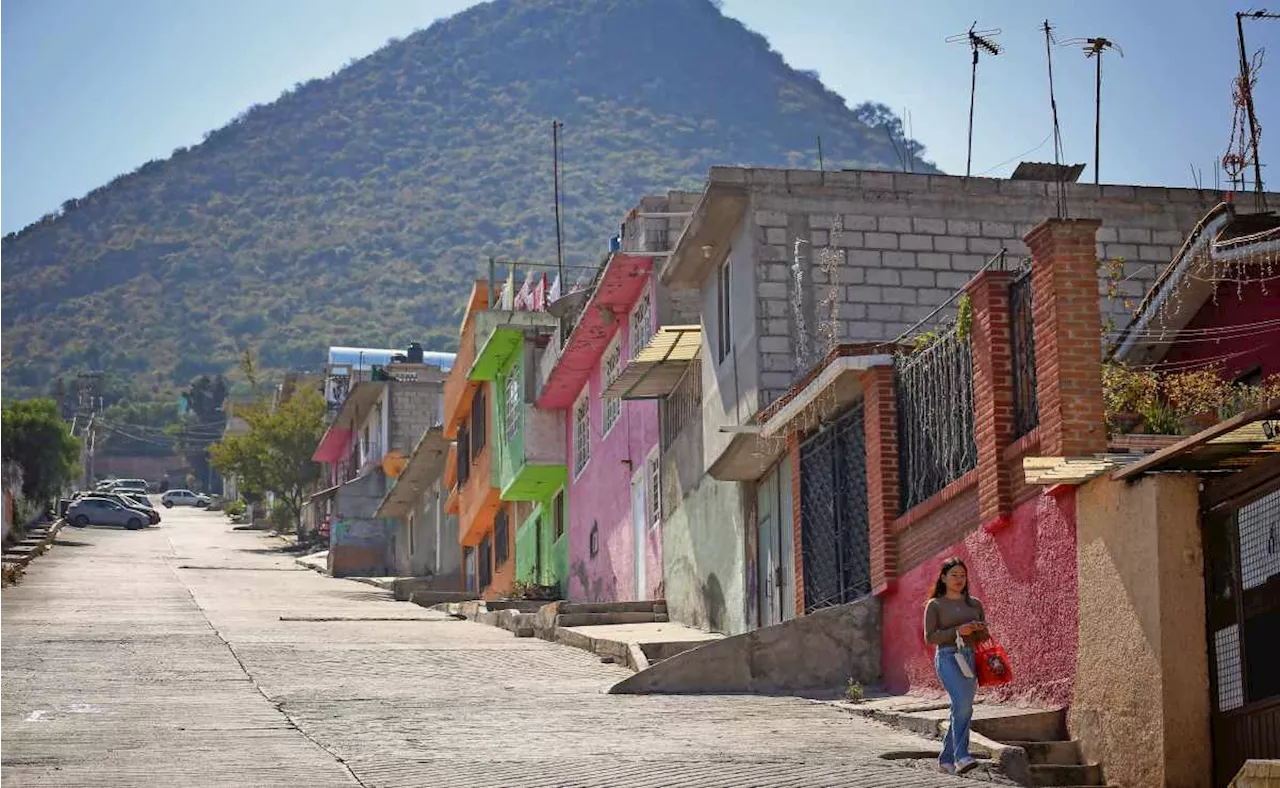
[1029,763,1105,787]
[556,612,669,627]
[1005,740,1084,766]
[558,601,666,615]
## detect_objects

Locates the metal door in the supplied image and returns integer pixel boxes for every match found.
[632,470,647,600]
[756,469,781,626]
[1205,485,1280,786]
[799,403,870,613]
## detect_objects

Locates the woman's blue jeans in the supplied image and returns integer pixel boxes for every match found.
[935,646,977,765]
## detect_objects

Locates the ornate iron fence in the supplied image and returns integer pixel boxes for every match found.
[896,329,978,511]
[1009,268,1039,438]
[799,403,871,612]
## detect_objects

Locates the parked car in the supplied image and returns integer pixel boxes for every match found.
[109,479,149,494]
[161,490,209,509]
[86,492,161,524]
[67,498,148,530]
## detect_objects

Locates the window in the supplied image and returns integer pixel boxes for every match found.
[629,291,653,359]
[717,257,732,361]
[479,535,492,589]
[494,508,509,567]
[573,393,591,477]
[470,387,487,457]
[552,491,565,540]
[457,425,471,484]
[408,511,416,556]
[589,521,600,557]
[602,337,621,435]
[504,360,521,444]
[647,451,661,527]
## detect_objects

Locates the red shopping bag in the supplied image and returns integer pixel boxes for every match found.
[975,638,1013,686]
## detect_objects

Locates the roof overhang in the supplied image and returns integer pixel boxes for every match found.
[661,182,749,289]
[758,353,893,438]
[329,381,386,431]
[601,325,702,399]
[1111,400,1280,480]
[311,426,353,463]
[536,253,653,409]
[307,483,341,504]
[375,427,450,518]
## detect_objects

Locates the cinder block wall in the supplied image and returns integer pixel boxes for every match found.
[730,167,1278,405]
[388,381,444,455]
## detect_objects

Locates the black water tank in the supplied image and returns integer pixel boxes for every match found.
[407,342,424,364]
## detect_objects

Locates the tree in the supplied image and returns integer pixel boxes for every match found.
[1,399,80,507]
[209,386,325,539]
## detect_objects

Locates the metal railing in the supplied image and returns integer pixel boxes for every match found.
[896,328,978,511]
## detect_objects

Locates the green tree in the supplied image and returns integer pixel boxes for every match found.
[209,386,325,538]
[1,398,81,507]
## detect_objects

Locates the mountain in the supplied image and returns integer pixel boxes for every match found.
[1,0,934,400]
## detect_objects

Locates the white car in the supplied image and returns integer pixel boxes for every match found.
[161,489,210,509]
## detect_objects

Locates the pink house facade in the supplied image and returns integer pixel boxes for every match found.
[537,254,664,602]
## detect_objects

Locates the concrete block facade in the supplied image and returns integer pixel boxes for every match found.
[731,168,1270,407]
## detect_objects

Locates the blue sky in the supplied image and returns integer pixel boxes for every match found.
[3,0,1277,234]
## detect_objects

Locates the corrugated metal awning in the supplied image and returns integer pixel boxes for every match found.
[601,325,701,400]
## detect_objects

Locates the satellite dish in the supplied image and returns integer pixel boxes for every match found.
[381,449,408,479]
[547,289,589,318]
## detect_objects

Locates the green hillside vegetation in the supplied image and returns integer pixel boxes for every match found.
[2,0,933,402]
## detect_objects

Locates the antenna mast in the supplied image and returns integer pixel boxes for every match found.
[552,120,565,285]
[948,22,1003,177]
[1042,21,1067,217]
[1227,10,1278,210]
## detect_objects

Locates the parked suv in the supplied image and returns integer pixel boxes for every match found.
[110,478,149,493]
[67,498,148,530]
[161,490,209,509]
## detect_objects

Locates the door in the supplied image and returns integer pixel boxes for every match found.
[1205,484,1280,786]
[632,470,647,600]
[534,513,544,585]
[757,469,781,626]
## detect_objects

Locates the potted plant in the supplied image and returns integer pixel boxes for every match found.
[1102,362,1159,435]
[1161,369,1234,435]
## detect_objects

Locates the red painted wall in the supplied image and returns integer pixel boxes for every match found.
[1159,279,1280,380]
[880,490,1078,708]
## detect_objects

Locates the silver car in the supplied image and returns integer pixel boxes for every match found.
[67,497,148,530]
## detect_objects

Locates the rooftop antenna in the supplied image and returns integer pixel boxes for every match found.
[947,22,1003,177]
[1042,20,1068,217]
[1063,35,1123,185]
[552,120,565,286]
[1226,10,1278,210]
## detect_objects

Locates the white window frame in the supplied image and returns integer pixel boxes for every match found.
[601,334,622,436]
[504,358,521,444]
[646,448,661,528]
[717,256,732,362]
[573,391,591,478]
[629,289,653,360]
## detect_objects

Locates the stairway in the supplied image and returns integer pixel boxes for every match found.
[554,600,668,628]
[999,739,1110,787]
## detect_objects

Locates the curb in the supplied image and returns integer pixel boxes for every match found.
[2,519,68,586]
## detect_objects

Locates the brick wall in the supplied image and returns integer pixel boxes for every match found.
[862,364,899,593]
[967,270,1017,526]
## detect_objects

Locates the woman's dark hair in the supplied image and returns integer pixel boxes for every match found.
[930,556,970,600]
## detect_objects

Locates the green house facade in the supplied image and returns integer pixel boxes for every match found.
[470,315,568,592]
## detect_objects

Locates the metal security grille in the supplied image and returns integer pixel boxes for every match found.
[896,330,978,511]
[479,535,492,590]
[1206,485,1280,786]
[494,509,509,567]
[1008,268,1039,438]
[799,403,870,613]
[661,361,701,452]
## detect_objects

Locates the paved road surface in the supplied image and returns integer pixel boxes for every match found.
[3,504,971,787]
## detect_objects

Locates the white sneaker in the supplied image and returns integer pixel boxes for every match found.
[938,762,956,775]
[956,757,979,774]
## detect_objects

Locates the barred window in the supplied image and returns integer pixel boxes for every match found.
[456,425,471,484]
[573,393,591,476]
[470,386,487,457]
[552,490,565,539]
[629,291,653,359]
[647,451,661,527]
[602,337,621,435]
[494,508,509,567]
[479,535,492,589]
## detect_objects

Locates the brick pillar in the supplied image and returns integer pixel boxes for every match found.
[863,363,899,594]
[788,432,805,618]
[966,270,1016,528]
[1025,219,1107,457]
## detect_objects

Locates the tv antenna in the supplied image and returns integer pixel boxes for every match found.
[552,120,565,287]
[1042,21,1068,217]
[1062,35,1123,185]
[947,22,1003,177]
[1225,10,1278,210]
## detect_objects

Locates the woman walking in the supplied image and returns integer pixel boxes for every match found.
[924,557,987,775]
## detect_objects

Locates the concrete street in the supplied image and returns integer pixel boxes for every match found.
[3,504,972,787]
